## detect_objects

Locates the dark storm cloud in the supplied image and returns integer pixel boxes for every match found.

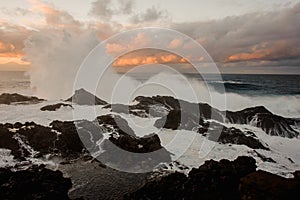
[171,2,300,65]
[90,0,135,19]
[130,6,169,23]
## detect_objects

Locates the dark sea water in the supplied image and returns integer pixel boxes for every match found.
[1,71,299,96]
[0,71,299,117]
[198,74,300,96]
[129,73,300,96]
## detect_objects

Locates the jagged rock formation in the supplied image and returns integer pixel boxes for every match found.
[106,95,299,138]
[65,88,108,105]
[0,93,44,105]
[226,106,300,138]
[154,110,269,150]
[0,114,171,171]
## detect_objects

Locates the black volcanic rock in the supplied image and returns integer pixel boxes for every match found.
[96,114,135,136]
[154,109,207,130]
[226,106,300,138]
[0,124,26,159]
[65,88,108,105]
[95,115,172,171]
[0,165,72,200]
[0,93,44,105]
[126,156,300,200]
[155,112,268,150]
[209,122,269,150]
[109,96,299,138]
[125,156,257,200]
[0,121,90,160]
[239,170,300,200]
[40,103,72,111]
[0,114,171,171]
[50,120,87,158]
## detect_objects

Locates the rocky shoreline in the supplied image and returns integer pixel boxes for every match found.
[0,90,300,199]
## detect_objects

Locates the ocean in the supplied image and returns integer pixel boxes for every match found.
[198,74,300,96]
[0,71,299,117]
[0,71,32,95]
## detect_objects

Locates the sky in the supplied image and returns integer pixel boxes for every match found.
[1,0,300,74]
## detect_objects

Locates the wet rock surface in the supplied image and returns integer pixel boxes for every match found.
[226,106,300,138]
[107,95,299,138]
[155,111,269,150]
[0,114,171,171]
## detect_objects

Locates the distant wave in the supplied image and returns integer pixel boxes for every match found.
[208,81,262,91]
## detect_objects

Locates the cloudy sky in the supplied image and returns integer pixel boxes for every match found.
[1,0,300,73]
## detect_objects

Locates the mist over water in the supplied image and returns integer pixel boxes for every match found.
[0,68,299,118]
[19,29,300,118]
[127,72,300,118]
[23,29,99,100]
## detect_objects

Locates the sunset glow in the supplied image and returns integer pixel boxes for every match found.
[0,0,299,74]
[112,50,188,67]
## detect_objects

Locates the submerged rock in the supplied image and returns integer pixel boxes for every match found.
[40,103,73,111]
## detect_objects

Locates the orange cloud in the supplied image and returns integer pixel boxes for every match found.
[0,53,30,65]
[0,42,15,53]
[112,50,188,67]
[105,32,150,56]
[106,43,127,54]
[226,49,271,62]
[168,39,182,49]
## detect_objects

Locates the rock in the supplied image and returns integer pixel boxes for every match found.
[50,120,90,158]
[65,88,108,105]
[0,121,88,160]
[96,114,135,136]
[125,156,257,200]
[0,93,44,105]
[0,165,72,200]
[125,172,187,200]
[293,171,300,179]
[0,114,171,171]
[0,124,26,160]
[239,170,300,200]
[212,123,269,150]
[154,109,206,130]
[155,113,268,150]
[226,106,299,138]
[109,96,299,138]
[40,103,73,111]
[253,150,276,163]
